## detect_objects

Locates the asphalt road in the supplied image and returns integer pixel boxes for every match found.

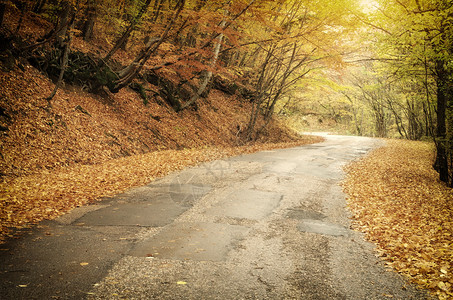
[0,134,430,299]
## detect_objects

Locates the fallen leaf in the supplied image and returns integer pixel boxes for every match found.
[438,281,451,292]
[343,140,453,299]
[80,262,89,266]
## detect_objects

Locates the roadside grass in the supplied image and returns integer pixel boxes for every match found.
[343,139,453,300]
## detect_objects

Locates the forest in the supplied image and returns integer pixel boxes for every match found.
[0,0,452,298]
[1,0,451,185]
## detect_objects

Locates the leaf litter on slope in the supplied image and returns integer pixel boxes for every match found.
[0,55,323,242]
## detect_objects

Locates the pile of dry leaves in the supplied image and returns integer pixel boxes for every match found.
[344,139,453,300]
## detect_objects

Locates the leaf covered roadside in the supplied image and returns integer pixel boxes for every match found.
[0,46,322,243]
[0,137,321,243]
[343,140,453,300]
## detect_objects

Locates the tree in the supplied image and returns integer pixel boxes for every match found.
[178,0,256,111]
[371,0,453,185]
[112,0,186,92]
[104,0,154,61]
[80,0,97,41]
[47,0,76,100]
[0,0,7,28]
[235,0,356,140]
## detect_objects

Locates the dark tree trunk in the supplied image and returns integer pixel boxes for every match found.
[246,45,275,141]
[81,0,97,41]
[55,1,73,47]
[15,1,29,34]
[434,60,449,183]
[104,0,153,61]
[0,2,6,28]
[33,0,46,13]
[47,3,75,101]
[374,108,387,138]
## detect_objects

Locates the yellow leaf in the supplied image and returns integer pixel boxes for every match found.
[176,281,187,285]
[438,281,451,292]
[80,262,89,266]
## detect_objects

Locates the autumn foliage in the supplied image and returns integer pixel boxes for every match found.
[344,140,453,299]
[2,3,452,299]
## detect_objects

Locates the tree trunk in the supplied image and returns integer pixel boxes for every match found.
[445,58,453,187]
[47,5,75,101]
[104,0,153,61]
[387,100,408,139]
[112,0,185,92]
[252,42,310,139]
[245,46,274,141]
[15,1,28,34]
[55,1,72,47]
[81,0,97,41]
[179,18,226,111]
[246,97,262,141]
[0,1,6,28]
[117,37,160,78]
[434,60,449,183]
[374,107,387,138]
[343,93,362,136]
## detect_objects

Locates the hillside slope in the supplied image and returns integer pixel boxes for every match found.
[0,62,323,241]
[0,65,301,179]
[0,4,323,241]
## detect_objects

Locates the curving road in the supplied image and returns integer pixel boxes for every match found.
[0,134,429,299]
